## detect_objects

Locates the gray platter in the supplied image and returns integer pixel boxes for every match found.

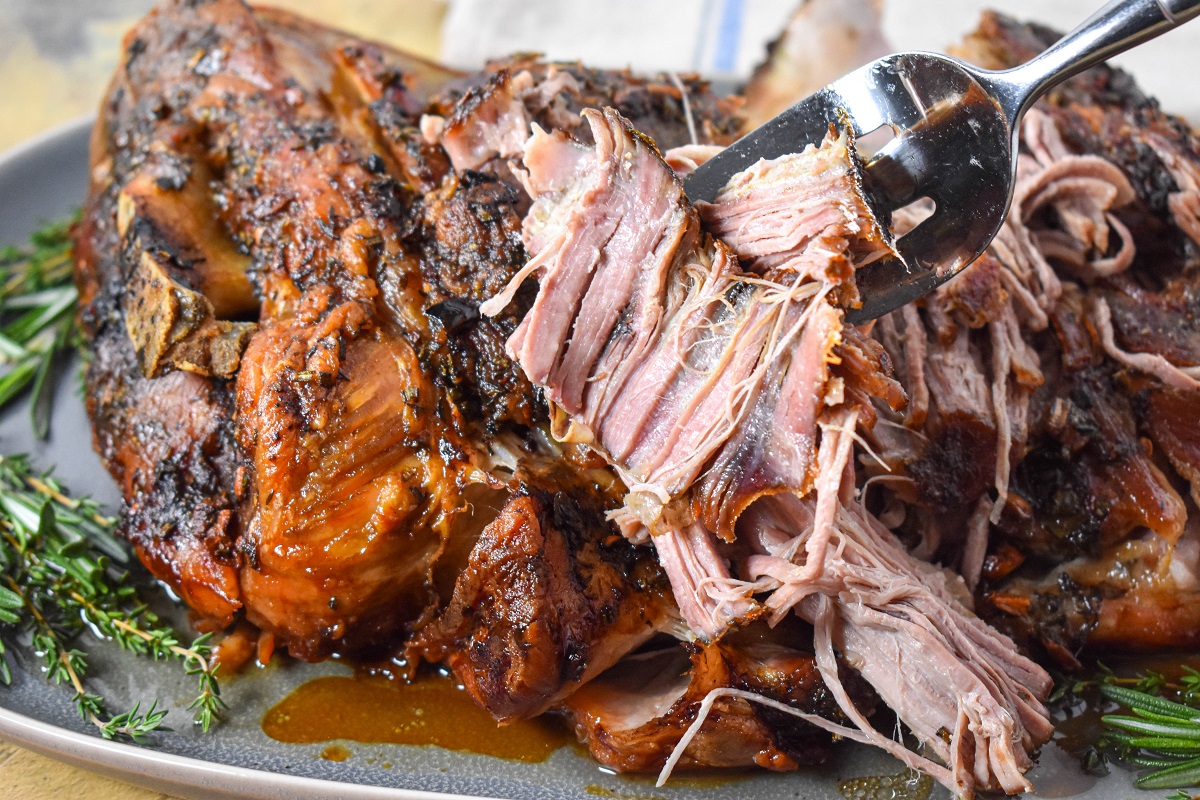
[0,117,1133,800]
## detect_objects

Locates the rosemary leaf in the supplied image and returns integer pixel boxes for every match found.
[1093,670,1200,794]
[1103,684,1200,722]
[1140,759,1200,791]
[1102,716,1200,742]
[30,320,71,440]
[0,217,79,436]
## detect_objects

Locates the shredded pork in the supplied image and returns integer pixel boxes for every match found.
[483,105,1054,798]
[78,2,1200,792]
[871,109,1143,589]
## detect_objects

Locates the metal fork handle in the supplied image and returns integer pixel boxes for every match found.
[990,0,1200,122]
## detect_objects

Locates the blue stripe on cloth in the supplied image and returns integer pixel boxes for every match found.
[713,0,744,73]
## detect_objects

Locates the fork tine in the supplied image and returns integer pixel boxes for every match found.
[682,89,844,203]
[685,51,1019,325]
[850,186,1001,322]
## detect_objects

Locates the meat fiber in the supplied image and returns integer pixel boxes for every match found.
[864,12,1200,667]
[427,55,742,175]
[483,111,893,636]
[80,0,857,772]
[483,105,1053,797]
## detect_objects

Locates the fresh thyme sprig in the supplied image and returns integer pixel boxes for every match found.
[0,217,80,438]
[0,218,226,739]
[0,453,226,739]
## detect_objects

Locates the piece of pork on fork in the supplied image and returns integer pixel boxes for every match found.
[686,0,1200,323]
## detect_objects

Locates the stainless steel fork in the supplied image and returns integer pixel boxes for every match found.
[683,0,1200,324]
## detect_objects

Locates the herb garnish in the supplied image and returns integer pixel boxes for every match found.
[0,217,81,437]
[0,452,226,738]
[0,220,225,740]
[1057,666,1200,794]
[1100,672,1200,792]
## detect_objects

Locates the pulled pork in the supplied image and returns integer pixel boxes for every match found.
[867,13,1200,670]
[75,1,1200,794]
[482,106,1053,797]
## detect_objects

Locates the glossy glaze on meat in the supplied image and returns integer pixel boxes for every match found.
[74,0,728,660]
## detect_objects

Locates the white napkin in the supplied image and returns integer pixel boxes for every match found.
[440,0,1197,121]
[439,0,798,80]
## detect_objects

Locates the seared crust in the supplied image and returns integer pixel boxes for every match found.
[411,488,670,722]
[75,0,741,670]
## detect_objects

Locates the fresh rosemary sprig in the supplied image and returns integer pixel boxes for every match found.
[0,217,81,438]
[1071,667,1200,793]
[0,453,226,739]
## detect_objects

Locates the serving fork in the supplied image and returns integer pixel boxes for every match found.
[683,0,1200,323]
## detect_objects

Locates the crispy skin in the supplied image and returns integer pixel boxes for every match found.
[84,321,244,625]
[404,171,540,436]
[981,304,1186,664]
[975,306,1192,663]
[78,0,472,658]
[75,31,246,625]
[992,298,1184,560]
[233,295,453,658]
[78,0,505,657]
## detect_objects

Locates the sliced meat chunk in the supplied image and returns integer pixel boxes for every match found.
[411,489,672,721]
[483,101,1052,797]
[486,110,893,544]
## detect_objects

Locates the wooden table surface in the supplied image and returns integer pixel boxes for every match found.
[0,2,445,796]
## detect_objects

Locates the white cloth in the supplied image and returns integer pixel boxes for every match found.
[440,0,1196,121]
[439,0,797,80]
